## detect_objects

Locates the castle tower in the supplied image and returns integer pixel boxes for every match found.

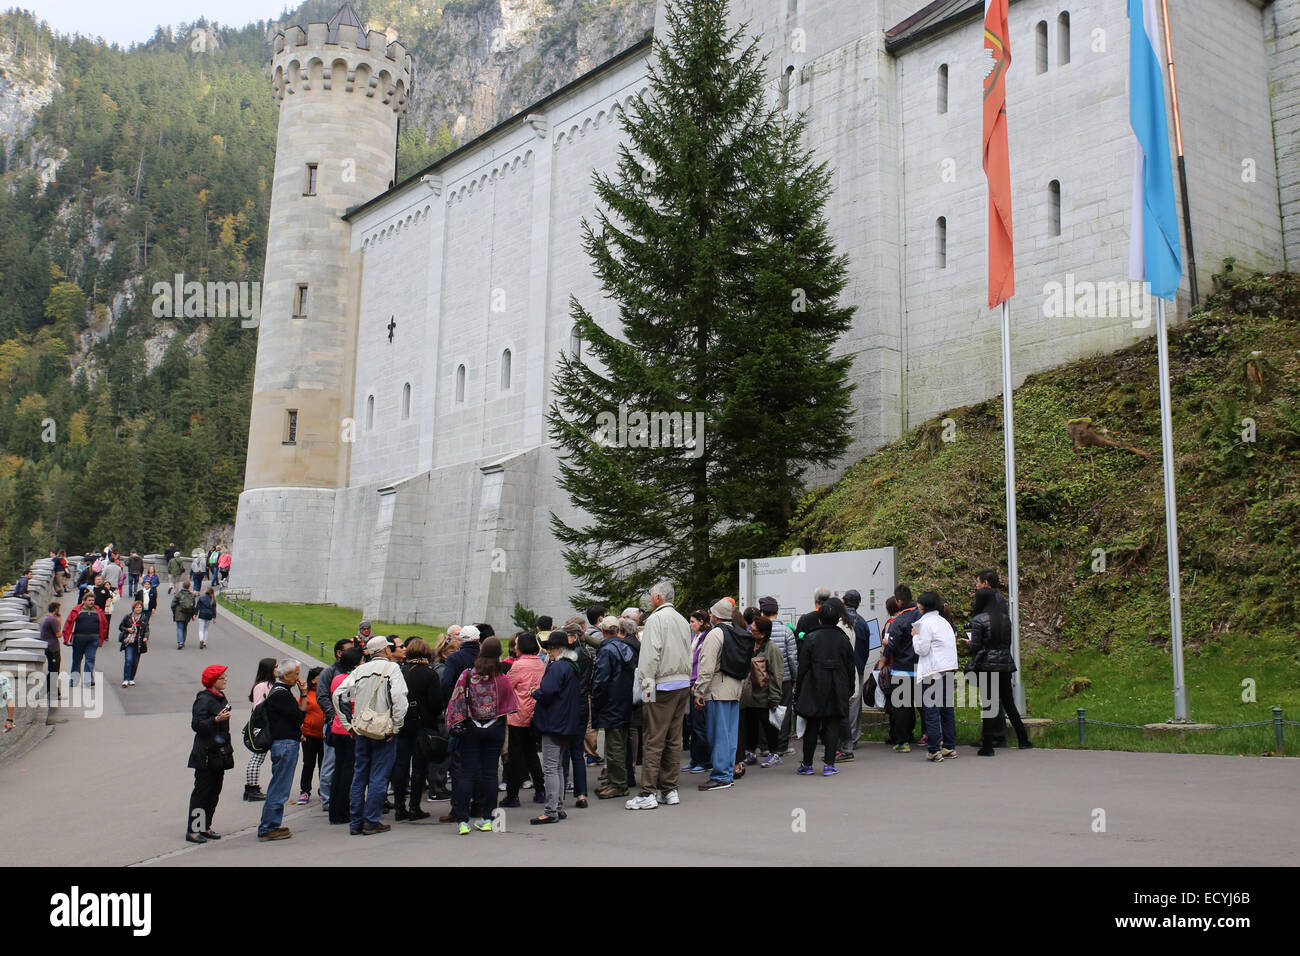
[230,3,410,601]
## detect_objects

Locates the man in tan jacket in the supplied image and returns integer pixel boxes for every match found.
[627,580,693,810]
[693,598,746,791]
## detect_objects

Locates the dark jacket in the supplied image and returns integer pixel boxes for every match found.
[399,659,442,735]
[531,654,584,737]
[795,625,854,719]
[739,636,784,709]
[967,612,1016,673]
[188,689,234,770]
[171,589,197,623]
[117,612,149,653]
[264,681,304,741]
[795,609,820,641]
[196,593,217,621]
[885,605,921,671]
[440,641,480,698]
[317,662,341,726]
[128,554,144,576]
[845,607,874,676]
[134,585,160,617]
[590,635,636,729]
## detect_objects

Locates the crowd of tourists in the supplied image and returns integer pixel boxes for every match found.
[21,543,231,692]
[183,571,1032,844]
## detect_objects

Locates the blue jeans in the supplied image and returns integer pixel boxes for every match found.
[175,620,189,647]
[123,644,140,682]
[70,635,98,685]
[705,700,740,783]
[452,720,505,823]
[920,675,956,753]
[258,739,300,835]
[690,699,711,768]
[351,735,397,828]
[320,737,336,804]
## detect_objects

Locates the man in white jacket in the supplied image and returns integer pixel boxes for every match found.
[628,580,693,810]
[334,636,409,834]
[912,591,959,762]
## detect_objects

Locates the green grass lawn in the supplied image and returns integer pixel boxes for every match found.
[218,597,446,665]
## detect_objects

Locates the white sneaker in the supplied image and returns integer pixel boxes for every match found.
[128,680,135,686]
[624,793,658,811]
[664,789,680,806]
[121,680,128,687]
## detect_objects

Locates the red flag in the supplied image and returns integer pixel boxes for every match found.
[983,0,1014,308]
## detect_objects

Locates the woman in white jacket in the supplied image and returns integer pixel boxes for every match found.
[912,591,959,762]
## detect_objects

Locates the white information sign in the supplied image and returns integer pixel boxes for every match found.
[738,547,897,634]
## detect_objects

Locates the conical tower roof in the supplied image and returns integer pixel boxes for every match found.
[326,2,368,48]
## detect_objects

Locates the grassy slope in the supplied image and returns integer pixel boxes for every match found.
[787,270,1300,752]
[221,597,446,664]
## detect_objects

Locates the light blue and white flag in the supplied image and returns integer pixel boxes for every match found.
[1127,0,1181,301]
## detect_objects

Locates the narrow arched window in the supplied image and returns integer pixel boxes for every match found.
[779,65,794,112]
[1058,12,1071,66]
[936,217,947,269]
[366,394,375,431]
[1036,21,1049,74]
[569,326,581,360]
[455,365,466,403]
[937,63,948,114]
[401,382,411,420]
[500,349,512,391]
[1049,180,1062,237]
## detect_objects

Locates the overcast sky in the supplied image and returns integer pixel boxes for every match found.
[23,0,299,47]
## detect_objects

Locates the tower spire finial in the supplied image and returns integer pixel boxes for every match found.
[327,2,368,47]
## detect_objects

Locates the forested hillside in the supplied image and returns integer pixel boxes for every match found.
[0,1,653,580]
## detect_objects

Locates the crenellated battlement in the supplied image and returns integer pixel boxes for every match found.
[269,5,411,114]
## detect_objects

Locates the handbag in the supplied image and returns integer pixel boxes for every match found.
[750,655,770,690]
[417,724,450,761]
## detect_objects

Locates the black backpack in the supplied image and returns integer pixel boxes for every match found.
[241,685,286,753]
[716,623,754,681]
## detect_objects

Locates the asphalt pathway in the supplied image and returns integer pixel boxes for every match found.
[1,606,1296,867]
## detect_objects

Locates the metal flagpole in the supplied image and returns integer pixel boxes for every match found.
[1154,298,1188,719]
[999,298,1025,714]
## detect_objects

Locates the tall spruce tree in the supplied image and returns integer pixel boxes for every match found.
[548,0,856,611]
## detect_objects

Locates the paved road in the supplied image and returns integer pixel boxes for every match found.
[2,607,1297,867]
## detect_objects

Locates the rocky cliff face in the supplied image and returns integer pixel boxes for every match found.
[0,33,60,170]
[372,0,655,143]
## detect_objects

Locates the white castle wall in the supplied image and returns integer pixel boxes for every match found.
[1269,0,1300,268]
[243,0,1293,627]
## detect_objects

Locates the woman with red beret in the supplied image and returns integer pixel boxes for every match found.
[187,665,235,844]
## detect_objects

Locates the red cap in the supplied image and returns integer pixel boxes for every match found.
[201,665,229,688]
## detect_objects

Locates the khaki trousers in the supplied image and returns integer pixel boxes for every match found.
[639,687,688,795]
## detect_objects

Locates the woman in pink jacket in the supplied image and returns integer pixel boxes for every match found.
[500,631,547,807]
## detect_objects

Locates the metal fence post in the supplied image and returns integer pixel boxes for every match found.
[1274,707,1284,755]
[292,629,298,646]
[258,613,263,627]
[280,623,285,640]
[1077,708,1086,745]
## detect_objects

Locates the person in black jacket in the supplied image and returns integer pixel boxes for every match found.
[794,599,855,775]
[591,616,636,799]
[257,660,308,841]
[967,588,1032,754]
[117,599,149,687]
[883,584,922,751]
[530,631,584,825]
[187,665,234,843]
[393,638,441,821]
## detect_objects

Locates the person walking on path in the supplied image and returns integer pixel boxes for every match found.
[117,599,149,687]
[217,550,231,586]
[529,630,583,825]
[186,665,235,843]
[244,658,276,801]
[257,660,308,841]
[315,638,356,815]
[62,589,107,689]
[171,580,197,650]
[913,591,959,762]
[40,602,62,700]
[628,581,692,810]
[443,636,518,835]
[167,553,184,594]
[297,667,325,805]
[327,645,364,825]
[127,550,144,596]
[693,600,746,792]
[967,587,1032,754]
[190,553,207,593]
[393,638,440,821]
[334,636,408,836]
[135,576,160,630]
[795,600,855,776]
[502,631,547,808]
[195,587,217,649]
